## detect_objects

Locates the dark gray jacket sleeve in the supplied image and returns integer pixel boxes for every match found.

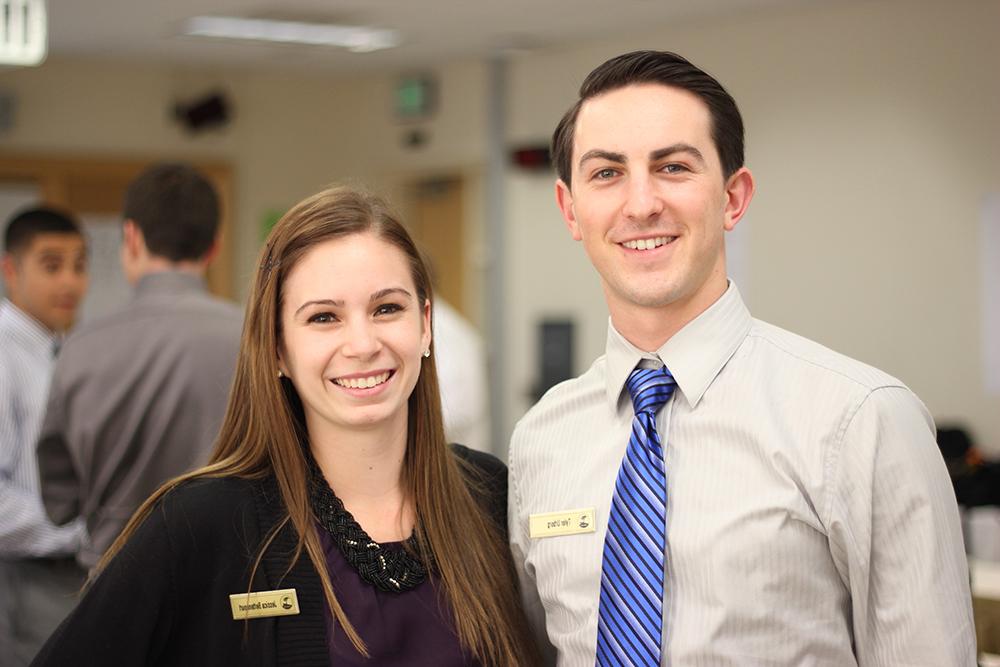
[36,377,80,526]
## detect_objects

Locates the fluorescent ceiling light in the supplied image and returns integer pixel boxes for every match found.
[183,16,399,53]
[0,0,48,66]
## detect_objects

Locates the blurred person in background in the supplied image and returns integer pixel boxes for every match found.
[0,206,88,665]
[433,298,491,454]
[36,163,242,572]
[32,187,539,666]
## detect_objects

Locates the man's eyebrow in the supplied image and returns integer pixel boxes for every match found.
[578,149,626,169]
[650,143,706,165]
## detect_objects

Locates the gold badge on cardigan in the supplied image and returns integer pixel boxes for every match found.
[529,507,596,538]
[229,588,300,620]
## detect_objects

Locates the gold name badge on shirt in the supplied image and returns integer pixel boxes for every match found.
[229,588,300,620]
[529,507,597,539]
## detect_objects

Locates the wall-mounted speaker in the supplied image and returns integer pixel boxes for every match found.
[174,91,231,133]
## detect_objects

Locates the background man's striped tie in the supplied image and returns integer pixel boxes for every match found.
[596,365,676,667]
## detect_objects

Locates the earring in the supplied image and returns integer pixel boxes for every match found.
[277,370,284,378]
[422,349,430,358]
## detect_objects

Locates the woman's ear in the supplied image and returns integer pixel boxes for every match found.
[276,343,290,379]
[422,299,432,354]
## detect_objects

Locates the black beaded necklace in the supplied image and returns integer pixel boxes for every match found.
[307,458,428,593]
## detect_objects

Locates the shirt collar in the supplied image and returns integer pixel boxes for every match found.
[133,271,206,298]
[604,282,752,412]
[0,298,59,354]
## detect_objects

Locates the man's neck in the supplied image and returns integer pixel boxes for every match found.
[143,256,206,276]
[609,279,729,352]
[129,257,207,286]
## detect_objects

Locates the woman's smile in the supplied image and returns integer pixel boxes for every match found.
[331,369,395,393]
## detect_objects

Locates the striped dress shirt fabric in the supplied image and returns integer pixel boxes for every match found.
[0,300,83,558]
[508,283,976,667]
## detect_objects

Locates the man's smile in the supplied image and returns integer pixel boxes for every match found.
[619,236,677,251]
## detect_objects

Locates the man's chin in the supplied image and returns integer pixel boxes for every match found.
[47,313,78,333]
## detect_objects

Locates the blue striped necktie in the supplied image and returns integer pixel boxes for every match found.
[597,365,676,667]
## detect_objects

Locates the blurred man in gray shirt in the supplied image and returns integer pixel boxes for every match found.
[37,163,242,571]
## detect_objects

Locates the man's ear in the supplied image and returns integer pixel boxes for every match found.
[555,179,583,241]
[1,254,16,287]
[722,167,755,232]
[122,220,143,257]
[201,238,220,266]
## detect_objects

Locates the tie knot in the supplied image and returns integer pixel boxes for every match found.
[626,365,675,415]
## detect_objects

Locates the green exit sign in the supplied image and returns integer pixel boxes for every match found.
[395,76,436,119]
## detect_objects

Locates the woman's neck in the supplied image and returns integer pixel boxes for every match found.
[307,413,413,542]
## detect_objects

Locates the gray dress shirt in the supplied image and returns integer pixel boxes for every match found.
[0,300,83,558]
[509,284,975,666]
[37,271,242,569]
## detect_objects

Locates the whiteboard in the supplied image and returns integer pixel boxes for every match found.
[78,215,131,324]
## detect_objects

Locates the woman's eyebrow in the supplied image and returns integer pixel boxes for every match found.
[294,298,342,316]
[370,287,412,303]
[293,288,413,317]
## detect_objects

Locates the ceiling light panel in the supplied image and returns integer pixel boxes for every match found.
[182,16,399,53]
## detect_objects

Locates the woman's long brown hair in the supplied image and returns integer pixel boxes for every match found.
[96,187,539,665]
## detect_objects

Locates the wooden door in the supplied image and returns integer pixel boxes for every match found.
[406,176,465,317]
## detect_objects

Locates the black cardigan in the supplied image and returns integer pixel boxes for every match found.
[31,445,507,667]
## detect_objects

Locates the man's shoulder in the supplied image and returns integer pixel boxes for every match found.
[58,301,148,352]
[747,318,905,392]
[179,290,244,318]
[512,355,608,445]
[132,288,243,328]
[0,334,22,370]
[63,294,241,355]
[173,294,244,338]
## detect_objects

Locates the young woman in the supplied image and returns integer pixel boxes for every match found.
[32,188,539,666]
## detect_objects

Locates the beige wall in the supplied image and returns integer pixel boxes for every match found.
[2,0,997,455]
[0,56,489,308]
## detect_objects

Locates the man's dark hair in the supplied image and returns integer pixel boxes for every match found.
[551,50,745,188]
[4,206,84,256]
[123,163,220,262]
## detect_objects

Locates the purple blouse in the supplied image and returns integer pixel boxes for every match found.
[317,525,481,666]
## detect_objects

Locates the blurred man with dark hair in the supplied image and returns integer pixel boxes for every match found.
[37,163,242,572]
[0,206,88,665]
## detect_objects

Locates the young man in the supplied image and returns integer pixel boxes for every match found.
[0,207,88,665]
[508,51,975,666]
[36,163,242,572]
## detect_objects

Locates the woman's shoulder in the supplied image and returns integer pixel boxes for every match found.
[151,475,267,537]
[449,444,507,532]
[97,477,270,588]
[161,475,258,508]
[449,443,507,479]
